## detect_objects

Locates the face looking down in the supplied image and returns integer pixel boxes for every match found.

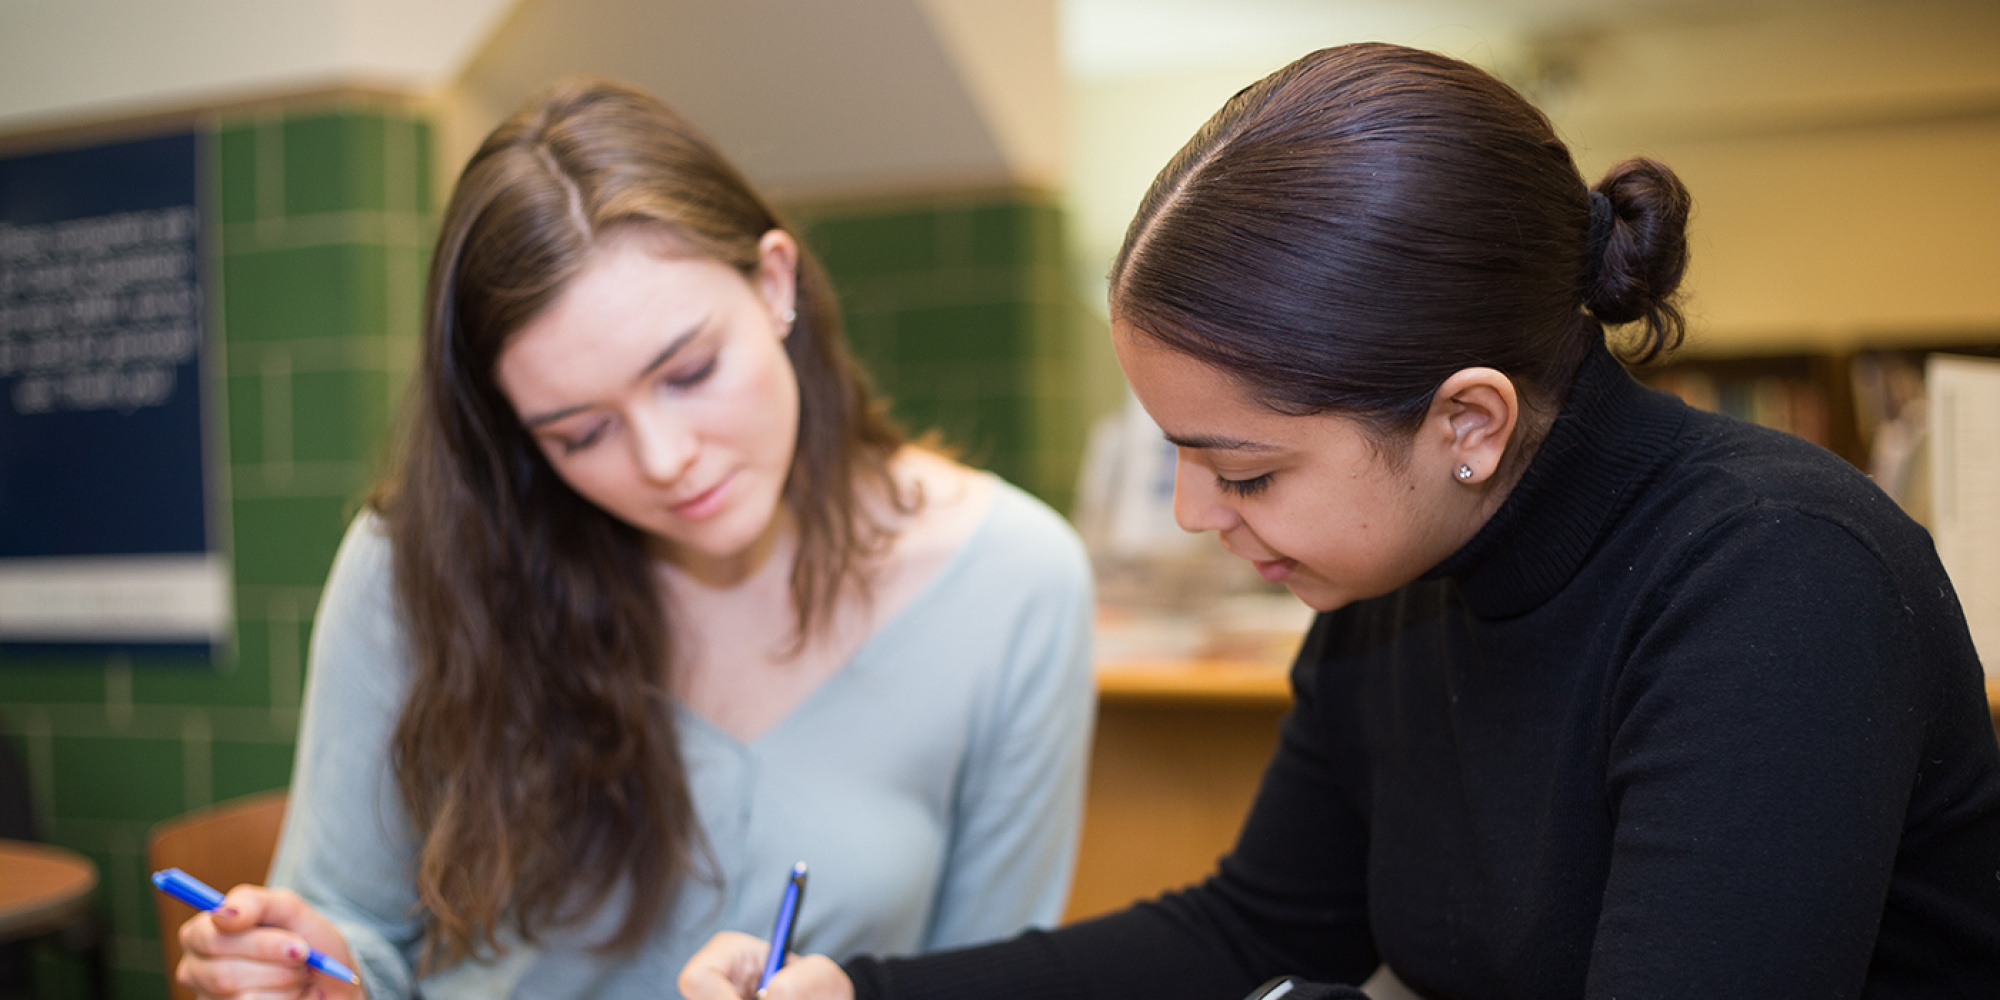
[1111,320,1521,613]
[496,225,802,581]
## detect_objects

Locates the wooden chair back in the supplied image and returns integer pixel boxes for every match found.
[146,790,289,1000]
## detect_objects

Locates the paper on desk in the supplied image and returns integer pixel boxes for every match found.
[1927,355,2000,677]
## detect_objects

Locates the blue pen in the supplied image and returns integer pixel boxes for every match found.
[151,868,362,986]
[756,862,809,998]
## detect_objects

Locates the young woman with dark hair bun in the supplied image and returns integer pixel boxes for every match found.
[167,79,1096,999]
[683,42,2000,1000]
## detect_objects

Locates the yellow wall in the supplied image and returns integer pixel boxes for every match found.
[1065,2,2000,360]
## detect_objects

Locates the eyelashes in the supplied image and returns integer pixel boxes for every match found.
[666,356,717,389]
[560,423,607,455]
[1216,473,1272,498]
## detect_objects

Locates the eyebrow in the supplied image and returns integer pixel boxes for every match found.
[1162,431,1282,453]
[520,324,704,428]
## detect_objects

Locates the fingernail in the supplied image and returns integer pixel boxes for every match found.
[287,944,305,961]
[218,906,239,918]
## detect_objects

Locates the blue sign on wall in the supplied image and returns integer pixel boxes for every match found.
[0,131,227,657]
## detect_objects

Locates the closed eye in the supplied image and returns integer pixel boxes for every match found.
[666,356,717,389]
[1216,473,1271,497]
[559,421,610,455]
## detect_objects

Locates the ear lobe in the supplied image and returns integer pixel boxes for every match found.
[756,229,800,335]
[1430,368,1519,484]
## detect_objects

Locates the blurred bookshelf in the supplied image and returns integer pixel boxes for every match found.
[1632,340,2000,475]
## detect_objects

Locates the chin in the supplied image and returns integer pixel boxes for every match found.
[1285,578,1357,614]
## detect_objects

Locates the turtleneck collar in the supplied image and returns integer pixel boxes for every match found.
[1423,342,1688,619]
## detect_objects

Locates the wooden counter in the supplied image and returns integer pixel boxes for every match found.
[1094,658,1292,706]
[1990,678,1999,735]
[1065,658,1291,922]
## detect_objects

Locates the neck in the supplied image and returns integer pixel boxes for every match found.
[651,507,797,593]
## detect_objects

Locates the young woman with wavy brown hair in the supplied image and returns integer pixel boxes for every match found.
[684,42,2000,1000]
[169,79,1095,1000]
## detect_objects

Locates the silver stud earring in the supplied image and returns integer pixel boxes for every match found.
[781,307,797,325]
[1455,463,1475,482]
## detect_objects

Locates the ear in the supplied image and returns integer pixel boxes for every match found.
[1423,367,1519,485]
[755,229,800,338]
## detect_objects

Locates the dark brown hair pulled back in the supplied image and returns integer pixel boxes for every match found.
[373,78,903,968]
[1111,43,1693,432]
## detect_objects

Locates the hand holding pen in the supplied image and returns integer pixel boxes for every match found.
[154,869,364,999]
[678,862,853,1000]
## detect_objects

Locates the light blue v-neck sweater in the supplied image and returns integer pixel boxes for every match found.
[268,478,1095,998]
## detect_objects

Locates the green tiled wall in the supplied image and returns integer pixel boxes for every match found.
[793,192,1087,511]
[0,101,432,999]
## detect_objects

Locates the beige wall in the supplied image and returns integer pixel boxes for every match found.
[1555,1,2000,354]
[1064,2,2000,361]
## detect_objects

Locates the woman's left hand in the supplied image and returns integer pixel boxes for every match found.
[677,931,853,1000]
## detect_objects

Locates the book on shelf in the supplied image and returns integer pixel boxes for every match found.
[1643,367,1832,449]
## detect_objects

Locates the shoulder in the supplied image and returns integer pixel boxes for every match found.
[318,511,401,628]
[1639,410,1939,592]
[310,512,413,691]
[889,448,1091,592]
[964,476,1094,599]
[1604,416,1978,696]
[330,509,396,583]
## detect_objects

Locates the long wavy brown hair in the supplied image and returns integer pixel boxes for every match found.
[371,78,905,969]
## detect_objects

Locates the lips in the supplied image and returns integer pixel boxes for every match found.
[1252,557,1297,582]
[667,472,733,520]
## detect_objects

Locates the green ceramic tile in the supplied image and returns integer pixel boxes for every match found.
[893,302,1028,366]
[972,395,1031,445]
[209,742,295,803]
[224,373,264,465]
[289,368,389,464]
[966,202,1036,268]
[412,119,436,217]
[87,840,155,935]
[385,241,426,332]
[804,210,939,278]
[117,966,168,999]
[223,243,389,342]
[216,125,260,226]
[229,495,353,588]
[901,358,1030,400]
[283,113,387,216]
[0,662,107,701]
[128,650,263,708]
[888,395,941,438]
[32,949,91,1000]
[49,735,182,822]
[841,312,894,378]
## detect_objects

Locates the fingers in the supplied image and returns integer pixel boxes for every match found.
[677,931,770,1000]
[764,955,855,1000]
[176,887,362,999]
[210,885,324,935]
[175,912,313,999]
[177,953,311,999]
[180,911,312,967]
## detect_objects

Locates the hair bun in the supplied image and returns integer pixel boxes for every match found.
[1587,157,1692,363]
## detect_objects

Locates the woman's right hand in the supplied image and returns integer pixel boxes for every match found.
[175,884,364,999]
[677,931,853,1000]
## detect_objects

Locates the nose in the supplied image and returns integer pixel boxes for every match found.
[628,404,698,484]
[1171,453,1240,534]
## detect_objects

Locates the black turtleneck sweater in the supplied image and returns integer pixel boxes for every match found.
[846,346,2000,1000]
